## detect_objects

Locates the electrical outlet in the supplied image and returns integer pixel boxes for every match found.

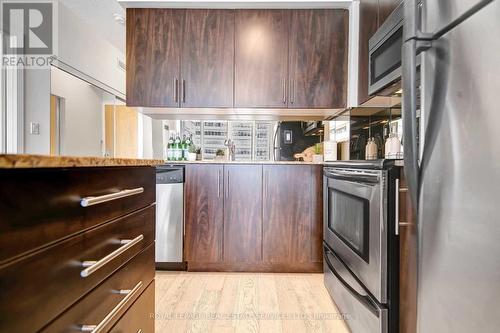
[30,122,40,135]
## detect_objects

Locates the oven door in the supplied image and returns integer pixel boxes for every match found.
[323,167,387,303]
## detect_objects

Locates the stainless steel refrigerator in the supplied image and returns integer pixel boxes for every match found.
[402,0,500,332]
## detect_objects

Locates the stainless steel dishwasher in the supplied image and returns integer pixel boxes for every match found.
[155,165,184,269]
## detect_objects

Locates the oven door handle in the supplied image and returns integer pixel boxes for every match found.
[324,170,380,184]
[324,246,380,317]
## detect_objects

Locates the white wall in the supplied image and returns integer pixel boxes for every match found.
[24,69,51,154]
[51,67,105,157]
[57,1,126,96]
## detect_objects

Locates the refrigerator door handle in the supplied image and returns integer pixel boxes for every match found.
[402,0,422,210]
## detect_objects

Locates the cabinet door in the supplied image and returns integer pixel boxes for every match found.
[234,10,289,108]
[223,165,263,262]
[378,0,402,27]
[358,0,379,105]
[126,9,182,107]
[181,10,234,107]
[184,164,224,262]
[263,165,321,263]
[288,9,349,108]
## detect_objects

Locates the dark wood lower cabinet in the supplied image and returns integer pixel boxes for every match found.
[263,165,323,264]
[184,164,224,262]
[184,164,323,272]
[223,165,263,262]
[0,166,156,333]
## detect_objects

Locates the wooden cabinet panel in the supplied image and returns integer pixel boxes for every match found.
[181,10,234,107]
[223,165,263,262]
[126,9,182,107]
[358,0,379,105]
[184,164,224,262]
[263,165,322,263]
[378,0,402,27]
[399,170,417,333]
[234,10,289,107]
[289,9,348,108]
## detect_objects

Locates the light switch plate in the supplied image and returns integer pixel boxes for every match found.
[30,122,40,135]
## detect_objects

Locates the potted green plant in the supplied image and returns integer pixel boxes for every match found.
[195,147,202,161]
[312,143,324,163]
[215,149,226,161]
[187,145,197,161]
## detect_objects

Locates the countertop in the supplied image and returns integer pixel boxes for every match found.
[0,154,165,169]
[165,160,324,165]
[0,154,323,169]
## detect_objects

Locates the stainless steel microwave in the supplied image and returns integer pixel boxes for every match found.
[368,3,404,96]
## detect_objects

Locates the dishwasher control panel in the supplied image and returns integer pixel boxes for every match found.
[156,166,184,184]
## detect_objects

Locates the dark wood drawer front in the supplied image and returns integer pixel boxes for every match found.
[0,206,155,333]
[41,244,155,333]
[0,166,155,264]
[110,280,155,333]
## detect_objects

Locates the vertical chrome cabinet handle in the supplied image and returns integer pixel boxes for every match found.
[79,281,143,333]
[282,77,286,104]
[217,169,221,198]
[395,179,400,235]
[80,235,144,277]
[290,79,295,104]
[173,77,179,103]
[225,169,230,198]
[182,79,186,103]
[80,187,144,207]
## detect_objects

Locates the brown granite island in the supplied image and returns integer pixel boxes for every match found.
[0,154,160,332]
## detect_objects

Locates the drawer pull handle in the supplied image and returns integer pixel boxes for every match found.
[80,235,144,278]
[79,280,143,333]
[80,187,144,207]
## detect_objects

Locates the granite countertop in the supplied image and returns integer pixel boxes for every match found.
[167,160,324,165]
[0,154,165,169]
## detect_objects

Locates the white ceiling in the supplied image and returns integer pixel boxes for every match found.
[61,0,126,52]
[119,0,353,9]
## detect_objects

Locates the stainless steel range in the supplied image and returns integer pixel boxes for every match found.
[323,160,401,333]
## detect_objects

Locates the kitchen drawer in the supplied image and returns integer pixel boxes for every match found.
[41,244,155,333]
[0,205,155,333]
[0,166,155,264]
[109,280,155,333]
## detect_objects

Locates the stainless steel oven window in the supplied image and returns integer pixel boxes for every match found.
[328,188,370,262]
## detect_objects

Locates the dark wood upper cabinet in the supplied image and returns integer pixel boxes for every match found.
[181,10,234,108]
[184,164,224,262]
[358,0,380,105]
[289,9,349,108]
[378,0,403,27]
[126,8,349,109]
[234,10,289,108]
[223,165,263,262]
[262,165,322,263]
[126,9,183,107]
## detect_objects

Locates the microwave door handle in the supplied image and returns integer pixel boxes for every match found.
[324,247,380,316]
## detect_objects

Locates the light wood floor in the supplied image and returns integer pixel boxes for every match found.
[154,271,350,333]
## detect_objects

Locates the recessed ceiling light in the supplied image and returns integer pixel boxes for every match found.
[113,13,125,25]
